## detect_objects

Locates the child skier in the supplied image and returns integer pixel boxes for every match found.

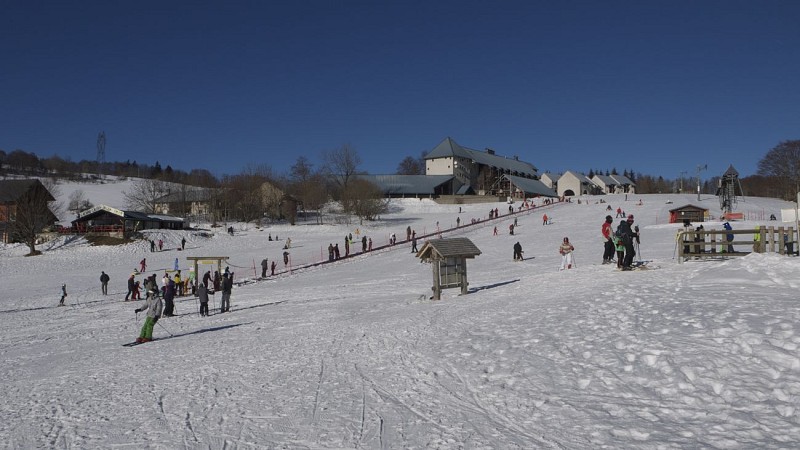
[134,290,163,343]
[559,237,575,270]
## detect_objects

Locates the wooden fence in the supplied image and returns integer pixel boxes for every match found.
[677,226,797,262]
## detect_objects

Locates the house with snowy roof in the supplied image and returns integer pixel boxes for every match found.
[609,174,636,194]
[591,174,621,194]
[557,171,596,197]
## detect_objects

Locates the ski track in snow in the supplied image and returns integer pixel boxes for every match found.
[1,191,800,448]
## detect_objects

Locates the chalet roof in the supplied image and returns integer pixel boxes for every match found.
[669,204,709,213]
[425,137,538,177]
[0,179,55,203]
[73,205,186,224]
[504,175,558,197]
[356,175,454,195]
[610,174,635,186]
[592,174,618,186]
[416,237,482,261]
[561,171,593,184]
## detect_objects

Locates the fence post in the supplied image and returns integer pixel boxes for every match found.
[779,227,785,255]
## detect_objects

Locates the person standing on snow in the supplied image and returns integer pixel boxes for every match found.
[197,283,210,316]
[139,258,146,273]
[261,258,269,278]
[134,289,163,343]
[100,271,110,295]
[601,215,615,264]
[723,222,734,252]
[270,260,276,276]
[220,272,233,313]
[58,284,68,306]
[559,237,575,270]
[125,274,136,301]
[513,242,524,261]
[181,236,186,250]
[616,215,639,270]
[162,278,176,317]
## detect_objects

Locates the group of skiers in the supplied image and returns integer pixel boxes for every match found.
[602,213,640,270]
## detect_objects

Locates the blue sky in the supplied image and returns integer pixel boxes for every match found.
[2,1,798,179]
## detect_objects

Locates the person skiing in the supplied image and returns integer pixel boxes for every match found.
[261,258,269,278]
[58,284,68,306]
[559,237,575,270]
[150,240,156,252]
[134,289,163,343]
[125,274,136,301]
[198,283,210,316]
[139,258,146,273]
[613,233,626,269]
[181,236,186,250]
[220,272,232,313]
[601,215,615,264]
[509,223,515,235]
[100,271,110,295]
[513,242,523,261]
[542,214,548,226]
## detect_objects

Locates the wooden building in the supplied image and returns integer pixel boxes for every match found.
[669,204,709,224]
[416,237,482,300]
[71,205,188,236]
[0,179,58,243]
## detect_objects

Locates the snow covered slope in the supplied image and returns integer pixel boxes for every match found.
[1,188,799,448]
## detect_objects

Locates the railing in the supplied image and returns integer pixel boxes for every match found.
[677,226,797,262]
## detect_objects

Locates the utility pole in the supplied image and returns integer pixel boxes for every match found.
[696,164,707,201]
[679,171,687,193]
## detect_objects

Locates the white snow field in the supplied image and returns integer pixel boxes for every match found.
[1,181,799,448]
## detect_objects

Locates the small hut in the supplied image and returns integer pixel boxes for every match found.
[416,237,481,300]
[669,204,709,224]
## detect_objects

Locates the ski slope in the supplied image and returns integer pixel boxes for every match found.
[1,184,799,448]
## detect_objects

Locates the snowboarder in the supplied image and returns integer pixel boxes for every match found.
[559,237,575,270]
[125,274,136,301]
[261,258,269,278]
[100,271,110,295]
[220,272,232,313]
[513,242,523,261]
[601,215,615,264]
[198,283,209,316]
[134,290,163,343]
[139,258,146,273]
[58,284,67,306]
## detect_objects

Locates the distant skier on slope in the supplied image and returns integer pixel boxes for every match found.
[559,237,575,270]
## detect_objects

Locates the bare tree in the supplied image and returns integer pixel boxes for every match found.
[757,140,800,199]
[341,178,389,224]
[396,155,425,175]
[290,156,314,183]
[9,179,59,256]
[68,189,93,217]
[123,179,171,213]
[322,144,362,194]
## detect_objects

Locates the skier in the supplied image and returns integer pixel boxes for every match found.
[220,272,232,313]
[58,284,67,306]
[613,233,626,269]
[198,283,210,316]
[559,237,575,270]
[509,223,515,235]
[139,258,146,273]
[542,214,548,226]
[100,271,110,295]
[261,258,269,278]
[174,271,183,296]
[283,251,290,266]
[181,237,186,250]
[513,242,523,261]
[601,215,615,264]
[150,240,156,252]
[411,231,418,253]
[158,239,163,251]
[134,289,163,343]
[344,236,350,257]
[125,274,136,301]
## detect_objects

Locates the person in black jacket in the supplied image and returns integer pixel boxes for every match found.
[220,273,233,313]
[125,274,135,301]
[100,271,110,295]
[616,215,639,269]
[513,242,524,261]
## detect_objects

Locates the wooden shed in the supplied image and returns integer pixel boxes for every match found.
[416,237,481,300]
[669,204,709,224]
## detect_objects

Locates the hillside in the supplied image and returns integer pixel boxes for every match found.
[1,186,799,448]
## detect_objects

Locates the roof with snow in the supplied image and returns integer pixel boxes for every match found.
[610,174,635,186]
[592,174,619,186]
[425,137,538,177]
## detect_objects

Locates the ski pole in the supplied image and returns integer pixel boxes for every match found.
[156,320,174,337]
